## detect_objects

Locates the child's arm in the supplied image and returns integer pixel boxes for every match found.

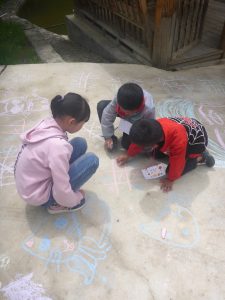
[143,90,155,119]
[101,98,117,138]
[116,144,144,166]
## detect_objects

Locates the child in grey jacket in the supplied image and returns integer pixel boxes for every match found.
[97,82,155,165]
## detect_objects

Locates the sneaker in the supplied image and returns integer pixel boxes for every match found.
[202,150,215,167]
[47,198,85,214]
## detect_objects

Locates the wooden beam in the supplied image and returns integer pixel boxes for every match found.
[152,0,177,68]
[220,21,225,57]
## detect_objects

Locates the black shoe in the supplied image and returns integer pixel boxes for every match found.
[202,150,215,167]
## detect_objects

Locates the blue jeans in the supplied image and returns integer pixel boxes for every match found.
[44,137,99,207]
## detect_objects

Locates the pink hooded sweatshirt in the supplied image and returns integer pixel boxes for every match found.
[14,117,83,207]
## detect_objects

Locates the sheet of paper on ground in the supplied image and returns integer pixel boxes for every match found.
[142,163,167,179]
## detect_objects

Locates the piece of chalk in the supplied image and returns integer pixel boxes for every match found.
[161,227,167,239]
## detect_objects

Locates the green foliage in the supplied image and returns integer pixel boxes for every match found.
[0,20,40,64]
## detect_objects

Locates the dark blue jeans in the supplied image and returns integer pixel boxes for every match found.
[44,137,99,207]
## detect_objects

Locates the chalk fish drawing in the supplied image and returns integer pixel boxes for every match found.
[156,98,225,167]
[140,193,200,249]
[0,273,51,300]
[0,94,49,116]
[22,200,111,285]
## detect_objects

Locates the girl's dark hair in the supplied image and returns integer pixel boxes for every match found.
[117,83,144,110]
[129,119,163,146]
[50,92,90,122]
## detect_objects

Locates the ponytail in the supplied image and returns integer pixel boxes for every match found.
[50,93,90,122]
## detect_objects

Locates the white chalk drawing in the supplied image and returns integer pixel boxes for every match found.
[0,146,20,187]
[71,72,99,93]
[156,98,225,167]
[82,121,104,142]
[22,200,111,285]
[140,192,200,249]
[0,273,51,300]
[155,77,225,96]
[0,119,26,135]
[0,93,49,116]
[197,80,225,96]
[110,77,144,91]
[0,254,10,270]
[156,77,194,94]
[98,160,150,195]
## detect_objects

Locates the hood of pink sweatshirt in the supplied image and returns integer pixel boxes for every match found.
[15,117,83,207]
[21,117,67,144]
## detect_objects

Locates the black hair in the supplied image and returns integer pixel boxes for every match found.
[117,83,144,110]
[50,92,90,122]
[129,119,164,146]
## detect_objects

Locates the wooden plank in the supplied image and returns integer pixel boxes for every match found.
[177,0,190,50]
[220,22,225,57]
[152,0,176,68]
[183,0,195,46]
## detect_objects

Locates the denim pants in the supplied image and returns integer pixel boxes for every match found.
[44,137,99,207]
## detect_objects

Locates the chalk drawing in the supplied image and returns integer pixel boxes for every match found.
[0,119,26,135]
[0,273,51,300]
[22,201,111,285]
[82,121,104,142]
[109,77,144,91]
[98,160,150,194]
[0,146,21,187]
[0,94,49,116]
[197,80,225,96]
[156,98,225,167]
[156,77,193,94]
[71,72,99,93]
[0,254,10,270]
[140,193,200,249]
[155,77,225,96]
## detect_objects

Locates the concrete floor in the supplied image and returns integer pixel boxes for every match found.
[0,63,225,300]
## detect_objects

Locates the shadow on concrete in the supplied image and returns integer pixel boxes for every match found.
[24,190,111,240]
[139,166,211,220]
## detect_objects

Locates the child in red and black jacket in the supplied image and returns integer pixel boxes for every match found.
[129,117,215,192]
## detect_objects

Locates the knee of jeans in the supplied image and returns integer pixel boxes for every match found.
[70,137,87,151]
[87,152,99,171]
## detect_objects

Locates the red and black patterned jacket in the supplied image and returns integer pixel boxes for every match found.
[128,117,207,181]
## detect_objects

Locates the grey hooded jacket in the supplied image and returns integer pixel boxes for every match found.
[101,90,155,138]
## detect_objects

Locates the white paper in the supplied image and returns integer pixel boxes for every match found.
[118,119,132,135]
[142,163,167,179]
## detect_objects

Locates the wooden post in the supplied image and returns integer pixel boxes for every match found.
[220,22,225,58]
[152,0,177,69]
[138,0,153,58]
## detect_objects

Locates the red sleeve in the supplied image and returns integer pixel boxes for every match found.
[127,143,144,157]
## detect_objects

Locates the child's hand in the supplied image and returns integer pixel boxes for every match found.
[105,138,113,150]
[160,178,173,192]
[116,154,129,166]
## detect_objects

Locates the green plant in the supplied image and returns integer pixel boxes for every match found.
[0,20,40,64]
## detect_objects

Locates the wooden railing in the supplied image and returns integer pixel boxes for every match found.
[74,0,155,53]
[73,0,224,68]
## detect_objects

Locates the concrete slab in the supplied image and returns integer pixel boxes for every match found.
[0,62,225,300]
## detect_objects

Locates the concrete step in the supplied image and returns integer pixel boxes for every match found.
[66,14,151,65]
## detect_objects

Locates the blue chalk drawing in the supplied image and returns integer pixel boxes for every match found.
[140,192,200,249]
[54,217,68,230]
[39,236,51,252]
[22,200,111,285]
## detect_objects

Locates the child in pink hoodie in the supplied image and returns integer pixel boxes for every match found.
[14,93,99,214]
